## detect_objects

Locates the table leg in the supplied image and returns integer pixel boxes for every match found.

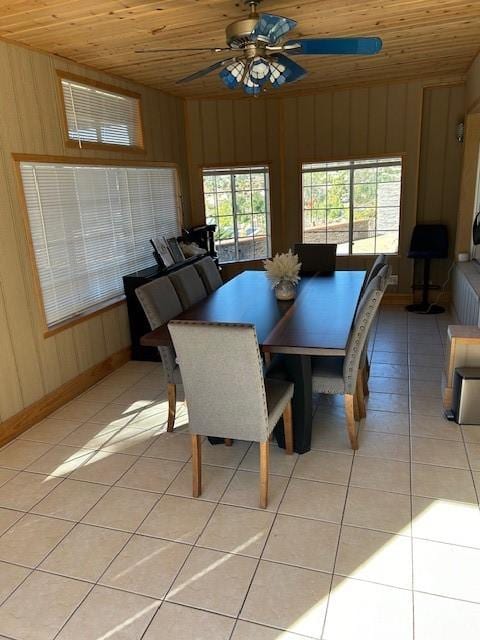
[274,354,312,454]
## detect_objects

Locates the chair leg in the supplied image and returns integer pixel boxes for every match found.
[362,366,370,397]
[259,441,269,509]
[264,352,272,366]
[353,393,360,421]
[356,372,367,419]
[224,438,233,446]
[344,394,359,450]
[283,401,294,455]
[191,434,202,498]
[167,383,176,432]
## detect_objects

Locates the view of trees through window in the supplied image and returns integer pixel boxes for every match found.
[203,166,271,263]
[302,157,402,255]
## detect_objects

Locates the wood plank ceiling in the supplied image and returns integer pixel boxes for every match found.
[0,0,479,97]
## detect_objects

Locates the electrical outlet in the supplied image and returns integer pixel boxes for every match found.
[388,274,398,286]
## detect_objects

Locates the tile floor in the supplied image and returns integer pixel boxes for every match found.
[0,307,479,639]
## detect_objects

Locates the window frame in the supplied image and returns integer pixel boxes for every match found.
[201,162,272,264]
[13,154,183,337]
[56,71,146,153]
[300,153,405,256]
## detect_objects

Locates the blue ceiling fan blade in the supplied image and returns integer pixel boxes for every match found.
[270,54,306,88]
[177,57,237,84]
[285,37,383,55]
[252,13,297,44]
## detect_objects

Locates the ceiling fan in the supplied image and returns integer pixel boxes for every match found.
[135,0,383,95]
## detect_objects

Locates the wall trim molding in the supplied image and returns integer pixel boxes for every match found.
[382,291,451,305]
[0,347,131,448]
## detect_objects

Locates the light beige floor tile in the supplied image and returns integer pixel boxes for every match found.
[167,547,257,617]
[410,395,444,418]
[0,508,23,536]
[0,472,62,511]
[201,439,250,468]
[87,403,140,428]
[310,420,353,455]
[31,479,108,521]
[144,432,192,462]
[168,463,234,502]
[410,414,461,441]
[53,399,106,422]
[414,591,480,640]
[221,470,288,511]
[27,445,94,477]
[82,486,158,532]
[323,576,413,640]
[239,443,298,476]
[78,383,125,404]
[100,427,160,456]
[263,514,339,572]
[60,421,124,449]
[462,425,480,444]
[19,418,81,444]
[343,486,412,535]
[0,513,73,568]
[371,351,408,366]
[361,410,410,436]
[412,436,468,468]
[350,456,411,494]
[0,440,52,470]
[410,366,443,382]
[0,570,90,640]
[293,450,352,484]
[335,525,412,589]
[370,363,408,378]
[138,495,215,543]
[366,392,409,414]
[368,376,409,395]
[408,352,444,367]
[474,471,480,495]
[198,504,274,557]
[466,442,480,471]
[412,463,477,503]
[56,585,158,640]
[240,560,330,639]
[279,479,347,523]
[412,496,480,548]
[0,468,16,488]
[231,620,309,640]
[144,602,235,640]
[116,457,183,493]
[409,379,443,399]
[128,404,170,430]
[357,431,410,462]
[0,562,30,604]
[100,534,191,598]
[40,523,129,581]
[413,538,480,602]
[69,450,137,485]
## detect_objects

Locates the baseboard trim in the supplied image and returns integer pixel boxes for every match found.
[0,347,131,448]
[382,292,451,306]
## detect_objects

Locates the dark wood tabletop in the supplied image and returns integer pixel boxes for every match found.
[140,270,366,356]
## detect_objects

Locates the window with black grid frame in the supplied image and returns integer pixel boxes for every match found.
[202,165,271,263]
[302,157,402,255]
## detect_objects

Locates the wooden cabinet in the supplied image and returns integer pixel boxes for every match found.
[443,325,480,408]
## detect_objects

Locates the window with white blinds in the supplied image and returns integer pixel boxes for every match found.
[60,76,144,149]
[20,161,181,328]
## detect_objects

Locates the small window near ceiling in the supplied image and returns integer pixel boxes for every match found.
[59,74,144,150]
[19,161,180,330]
[302,157,403,255]
[202,165,271,263]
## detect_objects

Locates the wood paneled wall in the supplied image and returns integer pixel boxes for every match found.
[466,53,480,114]
[185,80,464,292]
[417,85,465,283]
[0,40,188,423]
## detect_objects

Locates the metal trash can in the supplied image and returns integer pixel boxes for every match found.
[452,367,480,425]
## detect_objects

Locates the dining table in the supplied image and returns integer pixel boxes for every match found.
[141,269,366,454]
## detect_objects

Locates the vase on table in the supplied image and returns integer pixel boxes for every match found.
[274,279,297,300]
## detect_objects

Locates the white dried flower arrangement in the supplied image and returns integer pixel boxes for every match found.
[264,250,302,288]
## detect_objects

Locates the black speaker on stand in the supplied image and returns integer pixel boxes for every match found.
[406,224,448,315]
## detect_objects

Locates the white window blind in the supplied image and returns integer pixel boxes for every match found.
[61,78,143,148]
[20,162,181,328]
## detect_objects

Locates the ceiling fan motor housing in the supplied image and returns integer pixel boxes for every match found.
[226,17,260,48]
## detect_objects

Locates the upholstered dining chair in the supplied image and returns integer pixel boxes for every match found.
[194,256,223,293]
[364,253,387,289]
[168,320,294,508]
[169,265,207,309]
[311,273,386,450]
[136,277,183,432]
